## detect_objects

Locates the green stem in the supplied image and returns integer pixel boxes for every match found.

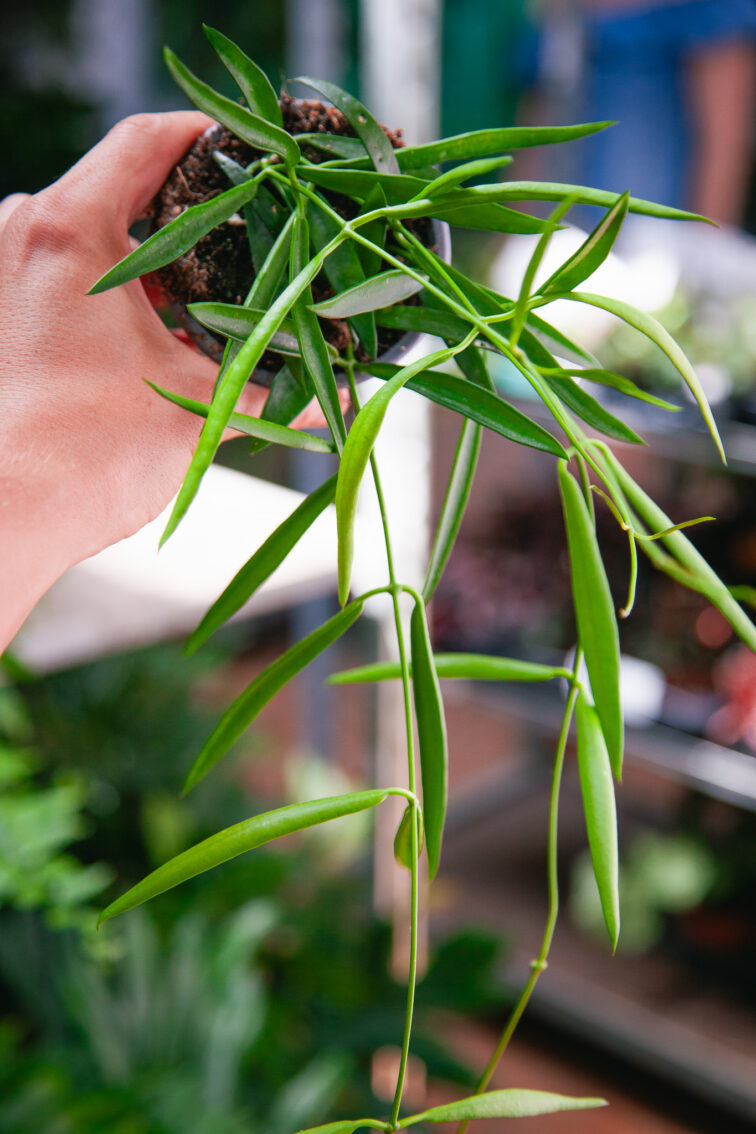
[344,351,420,1129]
[455,657,582,1134]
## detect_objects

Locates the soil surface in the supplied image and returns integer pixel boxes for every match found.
[150,96,434,369]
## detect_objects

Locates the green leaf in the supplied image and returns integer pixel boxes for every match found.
[575,693,620,951]
[292,76,399,174]
[99,789,387,924]
[558,463,623,778]
[356,184,388,279]
[145,381,334,452]
[393,121,614,169]
[202,25,283,125]
[247,211,297,306]
[543,371,645,445]
[295,1122,387,1134]
[552,292,725,461]
[335,346,462,606]
[164,47,299,166]
[423,420,481,600]
[188,303,305,356]
[291,211,347,450]
[444,180,708,223]
[393,803,424,870]
[296,134,369,161]
[419,155,513,197]
[375,303,471,342]
[308,203,377,360]
[525,311,597,365]
[310,270,427,318]
[410,598,448,880]
[213,149,253,186]
[399,1089,607,1125]
[184,602,364,792]
[88,179,258,293]
[540,192,629,295]
[329,654,570,685]
[186,474,337,655]
[249,361,313,455]
[364,363,567,458]
[303,166,427,204]
[454,343,495,391]
[558,368,680,411]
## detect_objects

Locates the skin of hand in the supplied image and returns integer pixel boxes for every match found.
[0,112,347,651]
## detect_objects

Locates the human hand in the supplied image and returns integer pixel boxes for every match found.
[0,112,342,649]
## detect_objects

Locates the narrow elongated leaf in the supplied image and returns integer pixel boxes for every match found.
[293,76,399,174]
[410,598,448,879]
[249,362,313,455]
[394,803,424,870]
[526,311,597,364]
[308,203,377,358]
[213,150,252,186]
[164,48,299,165]
[188,303,303,355]
[247,211,297,306]
[441,180,707,223]
[296,134,369,161]
[420,155,513,197]
[335,346,462,605]
[558,368,679,411]
[355,184,388,280]
[187,604,363,793]
[392,122,614,169]
[292,212,347,449]
[544,371,644,444]
[303,166,427,203]
[399,1089,606,1125]
[186,475,337,655]
[245,199,276,272]
[576,693,620,951]
[202,25,282,125]
[423,420,481,600]
[311,270,426,318]
[365,363,567,458]
[296,1122,387,1134]
[88,180,258,293]
[145,382,333,452]
[329,654,570,685]
[551,292,725,461]
[541,192,629,295]
[375,304,471,342]
[99,789,387,924]
[558,463,623,777]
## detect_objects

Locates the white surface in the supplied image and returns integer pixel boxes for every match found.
[13,465,381,673]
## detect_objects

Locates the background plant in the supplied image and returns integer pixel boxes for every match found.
[84,25,756,1133]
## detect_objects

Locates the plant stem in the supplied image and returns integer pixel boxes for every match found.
[455,658,582,1134]
[344,353,420,1129]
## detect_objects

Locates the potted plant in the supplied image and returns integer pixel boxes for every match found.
[88,25,756,1131]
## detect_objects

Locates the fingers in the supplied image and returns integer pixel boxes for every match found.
[38,111,214,234]
[0,193,30,237]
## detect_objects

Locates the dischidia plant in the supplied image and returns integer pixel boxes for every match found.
[89,25,756,1132]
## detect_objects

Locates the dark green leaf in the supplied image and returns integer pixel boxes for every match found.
[292,76,399,174]
[420,155,513,197]
[365,363,567,458]
[247,210,296,306]
[188,303,303,356]
[329,654,570,685]
[88,180,258,293]
[525,311,597,364]
[423,420,481,600]
[399,1089,606,1125]
[310,270,426,317]
[356,184,388,279]
[184,602,364,792]
[292,212,347,450]
[551,292,724,461]
[410,598,448,879]
[202,25,282,125]
[544,372,644,444]
[576,693,620,951]
[296,134,369,161]
[164,47,299,165]
[454,343,494,390]
[558,463,623,777]
[393,122,614,169]
[394,803,424,870]
[303,166,428,203]
[308,202,377,358]
[245,199,276,272]
[186,475,337,655]
[213,150,252,186]
[99,789,387,924]
[374,303,471,342]
[541,192,629,295]
[145,381,333,452]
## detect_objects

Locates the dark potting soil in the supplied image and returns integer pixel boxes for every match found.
[150,95,435,368]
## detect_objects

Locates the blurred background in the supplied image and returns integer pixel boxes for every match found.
[2,2,756,1133]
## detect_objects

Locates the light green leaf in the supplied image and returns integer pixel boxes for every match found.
[184,602,364,792]
[249,361,313,456]
[365,363,567,458]
[556,368,680,411]
[423,420,481,600]
[393,803,424,871]
[202,24,283,125]
[99,789,387,924]
[552,292,725,461]
[576,692,620,951]
[145,382,333,452]
[450,180,708,223]
[188,303,303,357]
[329,654,570,685]
[186,475,337,655]
[213,150,253,186]
[164,47,299,165]
[310,270,427,318]
[419,154,513,197]
[295,1122,388,1134]
[393,121,614,169]
[296,134,369,161]
[399,1089,607,1125]
[540,192,629,295]
[88,179,258,293]
[292,76,399,174]
[558,463,623,778]
[410,598,448,879]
